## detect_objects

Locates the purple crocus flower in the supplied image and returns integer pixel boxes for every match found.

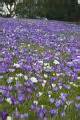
[1,111,8,120]
[61,111,65,117]
[21,64,32,71]
[11,97,17,105]
[49,98,55,104]
[26,87,33,93]
[18,94,25,103]
[20,113,29,119]
[60,93,68,102]
[53,87,59,92]
[26,56,33,63]
[50,109,57,116]
[63,84,71,90]
[37,108,46,118]
[0,63,8,73]
[50,77,57,83]
[75,103,80,110]
[76,96,80,100]
[55,99,62,108]
[31,103,37,111]
[0,96,4,103]
[71,72,78,81]
[33,63,42,72]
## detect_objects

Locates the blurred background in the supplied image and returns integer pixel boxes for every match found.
[0,0,80,22]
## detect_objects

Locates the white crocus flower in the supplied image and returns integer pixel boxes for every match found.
[56,73,60,77]
[53,60,60,65]
[0,76,3,79]
[52,83,56,88]
[44,62,49,66]
[69,82,74,85]
[41,105,44,108]
[42,80,46,87]
[56,73,64,77]
[16,73,23,77]
[6,98,12,104]
[7,116,12,120]
[44,74,48,78]
[48,94,51,98]
[43,66,47,70]
[64,105,67,110]
[13,63,20,68]
[9,69,15,72]
[46,65,51,69]
[73,84,78,88]
[44,63,51,71]
[77,77,80,80]
[69,82,78,87]
[24,75,28,80]
[31,77,38,83]
[59,85,62,89]
[33,100,38,105]
[38,92,43,97]
[48,91,52,95]
[66,100,73,106]
[28,44,30,47]
[7,79,13,84]
[15,77,18,80]
[7,77,14,83]
[38,60,43,65]
[8,77,13,80]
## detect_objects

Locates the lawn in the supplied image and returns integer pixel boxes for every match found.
[0,18,80,120]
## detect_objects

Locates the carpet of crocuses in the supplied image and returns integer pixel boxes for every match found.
[0,18,80,120]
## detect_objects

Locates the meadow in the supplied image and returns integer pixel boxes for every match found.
[0,18,80,120]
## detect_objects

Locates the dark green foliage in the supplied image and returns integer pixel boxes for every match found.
[44,0,79,21]
[15,0,37,18]
[0,0,80,21]
[15,0,80,21]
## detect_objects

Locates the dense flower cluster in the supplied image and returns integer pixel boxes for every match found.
[0,18,80,120]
